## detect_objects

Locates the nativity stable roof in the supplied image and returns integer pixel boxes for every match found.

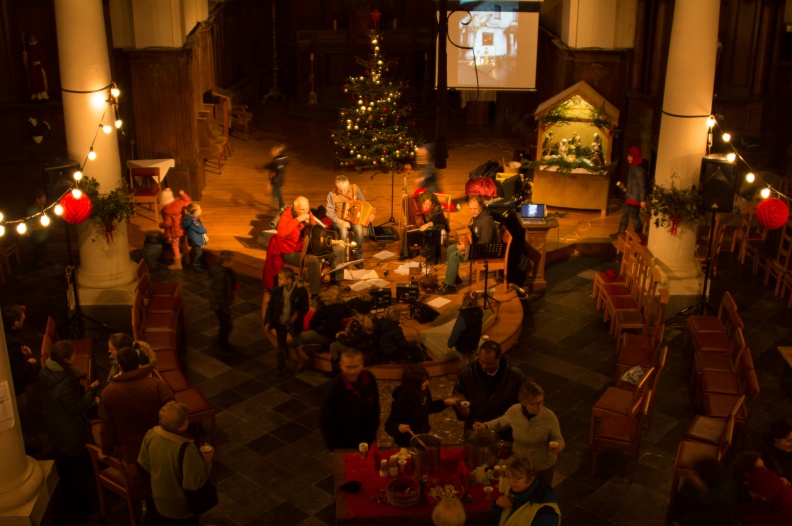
[534,80,619,125]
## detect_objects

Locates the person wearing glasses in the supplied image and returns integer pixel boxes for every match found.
[452,341,524,441]
[492,455,560,526]
[437,195,497,295]
[474,381,564,486]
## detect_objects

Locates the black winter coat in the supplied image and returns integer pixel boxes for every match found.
[39,359,98,457]
[309,301,352,339]
[377,318,410,362]
[320,370,379,451]
[264,282,309,335]
[385,385,448,447]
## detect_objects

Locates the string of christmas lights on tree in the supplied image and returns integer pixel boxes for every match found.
[330,32,419,171]
[0,82,124,236]
[707,115,790,229]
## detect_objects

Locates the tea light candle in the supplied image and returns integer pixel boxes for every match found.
[483,485,494,501]
[379,459,389,477]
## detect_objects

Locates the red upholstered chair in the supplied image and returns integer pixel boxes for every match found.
[613,288,669,347]
[683,395,745,446]
[153,368,191,393]
[589,367,654,444]
[85,444,147,526]
[45,315,92,361]
[696,347,754,408]
[175,388,217,446]
[135,260,181,298]
[590,390,652,483]
[703,368,760,429]
[132,290,179,352]
[669,405,735,510]
[153,349,181,372]
[614,324,665,384]
[683,292,739,353]
[690,331,748,401]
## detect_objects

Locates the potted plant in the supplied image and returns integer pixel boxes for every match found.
[28,117,51,144]
[649,175,703,235]
[77,176,135,242]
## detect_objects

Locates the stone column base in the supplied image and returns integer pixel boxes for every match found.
[0,459,57,526]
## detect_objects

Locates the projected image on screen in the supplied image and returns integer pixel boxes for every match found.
[440,10,539,91]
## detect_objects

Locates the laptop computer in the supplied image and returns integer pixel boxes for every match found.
[521,203,547,225]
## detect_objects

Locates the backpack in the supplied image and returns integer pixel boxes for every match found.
[468,159,500,180]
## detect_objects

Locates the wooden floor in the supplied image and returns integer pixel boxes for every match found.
[124,104,623,378]
[126,103,623,278]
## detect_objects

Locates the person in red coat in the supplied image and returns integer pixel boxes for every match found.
[263,196,346,295]
[160,188,192,270]
[99,347,174,463]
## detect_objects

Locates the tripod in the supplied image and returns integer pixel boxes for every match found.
[467,242,506,310]
[663,210,719,324]
[63,222,117,339]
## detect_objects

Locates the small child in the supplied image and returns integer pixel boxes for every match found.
[263,267,309,376]
[160,188,192,270]
[265,143,288,210]
[182,203,208,273]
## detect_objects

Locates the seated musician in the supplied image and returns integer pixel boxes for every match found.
[263,196,346,297]
[398,191,449,264]
[326,175,373,268]
[437,195,498,296]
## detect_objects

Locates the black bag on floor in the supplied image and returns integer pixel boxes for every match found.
[468,159,500,180]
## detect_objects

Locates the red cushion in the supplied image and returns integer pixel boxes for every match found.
[303,309,315,332]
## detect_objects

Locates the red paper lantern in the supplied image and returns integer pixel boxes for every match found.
[755,197,789,230]
[60,192,92,224]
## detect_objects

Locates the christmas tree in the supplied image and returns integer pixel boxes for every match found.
[331,32,419,171]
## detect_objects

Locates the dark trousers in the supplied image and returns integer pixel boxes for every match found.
[55,451,95,515]
[214,308,232,345]
[619,203,642,233]
[274,322,301,369]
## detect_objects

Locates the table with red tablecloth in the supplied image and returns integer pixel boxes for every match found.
[334,446,500,526]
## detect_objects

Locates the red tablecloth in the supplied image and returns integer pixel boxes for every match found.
[343,447,498,518]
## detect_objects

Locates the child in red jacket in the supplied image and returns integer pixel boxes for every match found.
[160,188,192,270]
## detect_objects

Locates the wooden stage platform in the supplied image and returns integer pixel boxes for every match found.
[124,104,623,378]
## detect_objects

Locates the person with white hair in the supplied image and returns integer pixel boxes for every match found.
[326,175,373,266]
[432,497,466,526]
[160,188,192,270]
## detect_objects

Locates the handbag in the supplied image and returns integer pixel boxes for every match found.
[178,442,218,515]
[202,233,209,244]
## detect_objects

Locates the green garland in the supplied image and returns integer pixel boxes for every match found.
[649,177,703,233]
[538,97,612,131]
[522,157,615,176]
[78,176,136,241]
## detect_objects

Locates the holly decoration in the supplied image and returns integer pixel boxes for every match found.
[755,197,790,230]
[330,32,419,171]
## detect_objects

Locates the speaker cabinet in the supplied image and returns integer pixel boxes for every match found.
[700,154,737,213]
[44,160,81,201]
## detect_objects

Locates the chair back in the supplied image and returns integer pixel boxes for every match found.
[744,368,760,411]
[717,292,738,322]
[135,259,148,281]
[717,402,737,460]
[724,308,744,341]
[651,323,666,353]
[45,316,59,343]
[136,272,154,304]
[631,390,653,438]
[40,334,53,367]
[729,331,747,373]
[131,291,146,340]
[434,193,453,239]
[774,222,792,269]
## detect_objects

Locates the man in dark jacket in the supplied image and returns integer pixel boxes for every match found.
[263,266,310,375]
[320,348,380,451]
[99,347,175,462]
[208,250,237,351]
[438,195,498,295]
[3,304,37,396]
[452,341,524,441]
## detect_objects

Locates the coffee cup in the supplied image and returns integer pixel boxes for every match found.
[548,441,559,451]
[459,401,470,409]
[483,486,494,500]
[200,444,213,454]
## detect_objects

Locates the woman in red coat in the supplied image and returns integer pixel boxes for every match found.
[160,188,192,270]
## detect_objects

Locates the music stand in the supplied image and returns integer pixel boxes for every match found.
[406,228,442,275]
[467,242,506,310]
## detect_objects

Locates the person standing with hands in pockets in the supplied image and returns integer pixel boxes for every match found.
[610,147,647,239]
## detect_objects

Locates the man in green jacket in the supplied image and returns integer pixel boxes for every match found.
[138,401,213,524]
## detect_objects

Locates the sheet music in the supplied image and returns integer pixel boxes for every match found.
[394,262,420,275]
[344,269,380,280]
[350,281,373,291]
[367,279,390,287]
[372,250,396,260]
[427,297,451,309]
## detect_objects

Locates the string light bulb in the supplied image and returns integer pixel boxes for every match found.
[707,116,716,128]
[746,172,756,183]
[102,124,112,134]
[71,189,82,199]
[760,187,771,199]
[0,212,4,222]
[722,132,731,142]
[73,171,83,181]
[115,118,123,129]
[110,85,120,99]
[16,223,26,235]
[726,153,736,162]
[54,204,63,216]
[87,148,96,161]
[40,214,50,227]
[0,225,5,237]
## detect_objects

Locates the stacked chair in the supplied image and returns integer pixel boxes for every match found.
[132,261,216,445]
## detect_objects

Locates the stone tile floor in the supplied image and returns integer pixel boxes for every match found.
[8,248,792,525]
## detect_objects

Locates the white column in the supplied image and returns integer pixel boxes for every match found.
[647,0,721,293]
[0,320,55,524]
[55,0,137,302]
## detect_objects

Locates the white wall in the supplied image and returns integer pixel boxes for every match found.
[108,0,208,48]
